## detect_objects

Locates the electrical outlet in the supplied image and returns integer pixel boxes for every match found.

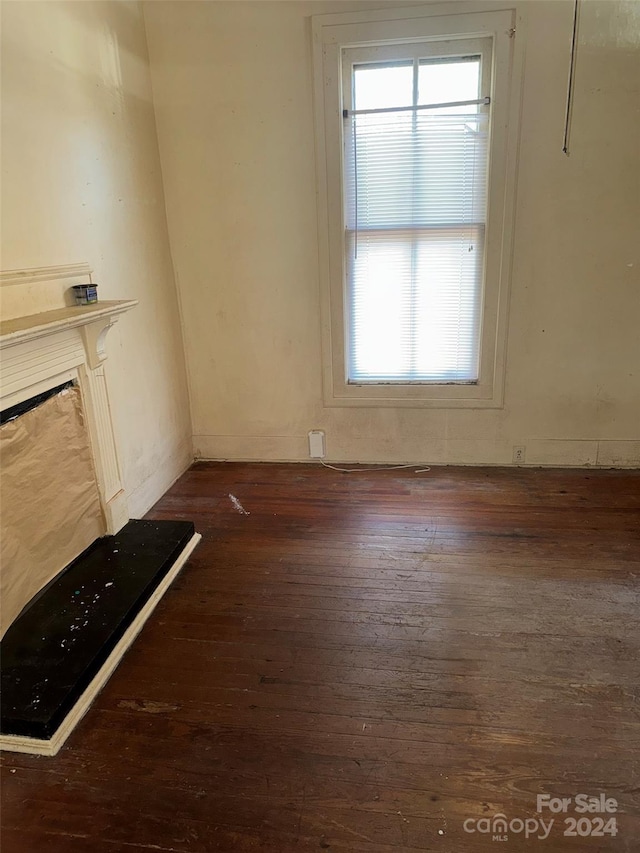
[308,430,326,459]
[513,445,526,464]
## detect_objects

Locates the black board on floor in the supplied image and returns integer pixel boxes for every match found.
[1,519,195,741]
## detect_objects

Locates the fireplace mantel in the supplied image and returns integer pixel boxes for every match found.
[0,300,138,345]
[1,298,137,534]
[0,300,138,370]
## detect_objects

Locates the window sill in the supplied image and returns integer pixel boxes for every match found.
[324,376,504,408]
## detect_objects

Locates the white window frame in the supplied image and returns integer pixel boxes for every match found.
[312,3,524,408]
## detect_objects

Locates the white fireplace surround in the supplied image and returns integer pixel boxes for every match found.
[0,264,137,535]
[0,265,203,756]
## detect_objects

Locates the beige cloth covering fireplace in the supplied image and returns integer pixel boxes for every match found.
[0,384,105,637]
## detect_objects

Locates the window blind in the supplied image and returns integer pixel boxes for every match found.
[344,107,489,383]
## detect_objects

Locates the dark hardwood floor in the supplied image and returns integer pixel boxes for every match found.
[2,462,639,851]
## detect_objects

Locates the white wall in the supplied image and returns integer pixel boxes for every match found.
[1,0,193,512]
[145,0,640,468]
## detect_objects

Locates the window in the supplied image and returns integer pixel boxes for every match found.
[312,5,522,407]
[345,43,489,384]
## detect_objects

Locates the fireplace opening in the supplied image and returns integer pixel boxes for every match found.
[0,380,75,425]
[0,381,105,637]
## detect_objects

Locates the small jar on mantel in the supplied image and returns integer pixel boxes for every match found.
[72,283,98,305]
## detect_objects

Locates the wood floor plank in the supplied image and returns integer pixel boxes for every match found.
[2,463,639,851]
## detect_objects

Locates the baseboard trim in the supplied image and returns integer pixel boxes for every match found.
[0,532,202,757]
[193,434,640,469]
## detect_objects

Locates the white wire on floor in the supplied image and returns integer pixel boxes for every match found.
[320,461,431,474]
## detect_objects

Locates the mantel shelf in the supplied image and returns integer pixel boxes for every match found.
[0,300,138,348]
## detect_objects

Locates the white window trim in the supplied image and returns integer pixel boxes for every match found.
[312,2,525,408]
